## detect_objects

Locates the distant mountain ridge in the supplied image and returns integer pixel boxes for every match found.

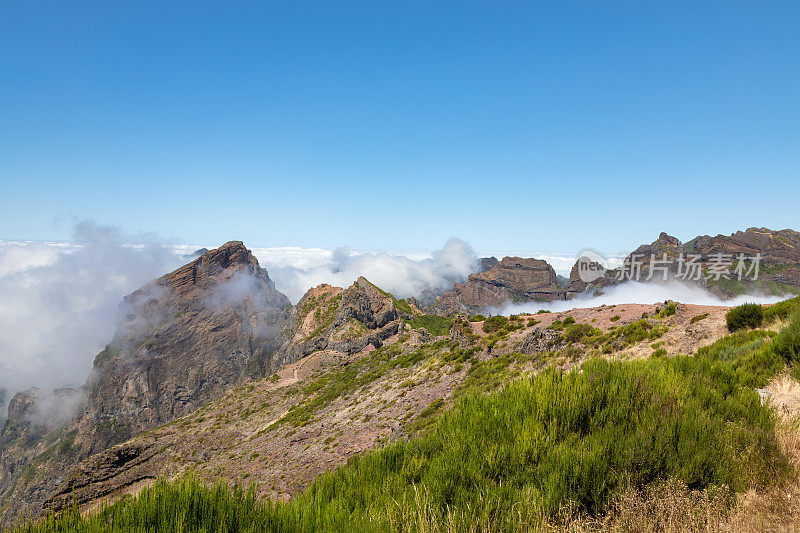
[430,227,800,313]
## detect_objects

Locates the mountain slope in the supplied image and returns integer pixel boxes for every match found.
[41,299,732,518]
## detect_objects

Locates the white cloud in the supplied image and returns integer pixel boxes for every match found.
[0,222,182,400]
[497,280,791,316]
[264,238,479,303]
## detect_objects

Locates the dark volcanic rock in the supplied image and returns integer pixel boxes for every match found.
[478,256,499,273]
[566,256,621,297]
[430,257,566,314]
[77,241,293,454]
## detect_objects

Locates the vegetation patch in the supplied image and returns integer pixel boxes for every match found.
[765,296,800,324]
[657,302,677,318]
[408,315,453,337]
[27,339,790,532]
[93,344,120,366]
[726,303,764,332]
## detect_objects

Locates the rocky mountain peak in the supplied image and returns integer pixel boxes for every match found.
[429,256,565,314]
[156,240,277,297]
[76,241,293,455]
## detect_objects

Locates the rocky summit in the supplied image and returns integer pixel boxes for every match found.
[429,257,566,314]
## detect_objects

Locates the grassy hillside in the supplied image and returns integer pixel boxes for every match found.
[15,299,800,532]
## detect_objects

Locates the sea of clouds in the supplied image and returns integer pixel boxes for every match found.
[498,280,789,316]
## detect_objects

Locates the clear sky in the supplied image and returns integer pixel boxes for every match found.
[2,2,798,255]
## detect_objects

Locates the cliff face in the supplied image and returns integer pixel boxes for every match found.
[0,241,294,524]
[430,257,566,313]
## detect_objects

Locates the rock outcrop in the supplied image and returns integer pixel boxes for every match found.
[430,257,566,313]
[566,256,621,297]
[288,277,401,359]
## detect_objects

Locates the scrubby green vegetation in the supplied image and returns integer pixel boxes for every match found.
[304,294,342,340]
[765,296,800,324]
[21,338,790,532]
[726,303,764,332]
[690,312,710,324]
[481,315,524,334]
[561,323,601,343]
[774,310,800,367]
[93,344,119,366]
[657,301,677,318]
[407,315,452,336]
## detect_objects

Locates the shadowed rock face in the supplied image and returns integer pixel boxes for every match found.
[0,241,296,524]
[77,241,293,454]
[430,257,566,313]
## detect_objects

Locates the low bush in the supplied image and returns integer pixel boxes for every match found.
[763,296,800,324]
[726,303,764,332]
[482,315,508,333]
[408,315,453,337]
[562,323,601,343]
[657,302,677,319]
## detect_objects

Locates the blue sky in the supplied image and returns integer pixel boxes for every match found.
[2,2,798,256]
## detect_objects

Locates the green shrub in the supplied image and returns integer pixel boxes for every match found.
[562,323,600,343]
[657,302,677,319]
[726,303,764,332]
[482,315,509,333]
[695,329,780,388]
[408,315,453,337]
[609,315,620,322]
[690,313,710,324]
